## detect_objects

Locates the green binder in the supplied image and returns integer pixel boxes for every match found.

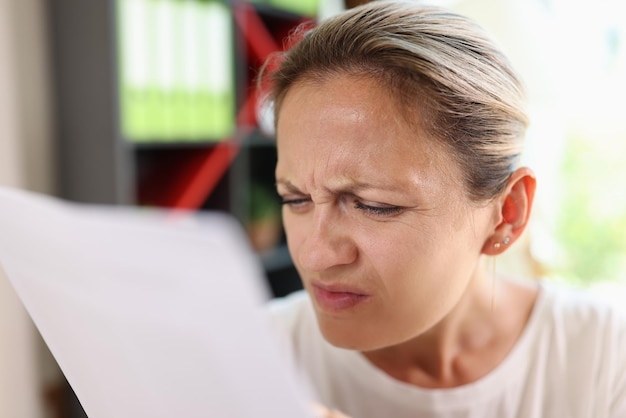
[269,0,319,17]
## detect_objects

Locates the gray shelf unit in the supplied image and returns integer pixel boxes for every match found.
[50,0,133,206]
[48,0,299,280]
[49,0,247,210]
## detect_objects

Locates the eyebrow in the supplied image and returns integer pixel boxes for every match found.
[275,178,406,195]
[275,179,302,194]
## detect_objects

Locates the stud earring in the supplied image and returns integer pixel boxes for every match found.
[494,236,511,249]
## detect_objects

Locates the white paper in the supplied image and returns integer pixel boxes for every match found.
[0,187,312,418]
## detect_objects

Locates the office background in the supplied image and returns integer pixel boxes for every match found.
[0,0,624,417]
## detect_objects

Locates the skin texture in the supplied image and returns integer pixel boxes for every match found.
[275,74,538,388]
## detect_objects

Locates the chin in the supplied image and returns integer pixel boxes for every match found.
[315,314,394,351]
[316,308,441,352]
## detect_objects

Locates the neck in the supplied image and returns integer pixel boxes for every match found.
[362,261,537,388]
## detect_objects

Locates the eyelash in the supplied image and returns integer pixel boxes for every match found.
[353,201,403,217]
[280,197,310,207]
[280,196,402,218]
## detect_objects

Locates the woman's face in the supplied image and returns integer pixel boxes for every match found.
[275,75,498,351]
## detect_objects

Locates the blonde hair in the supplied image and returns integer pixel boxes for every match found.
[268,0,529,201]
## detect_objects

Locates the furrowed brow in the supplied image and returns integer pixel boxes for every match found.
[275,179,303,194]
[276,177,406,196]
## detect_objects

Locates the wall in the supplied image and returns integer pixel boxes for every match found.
[0,0,56,417]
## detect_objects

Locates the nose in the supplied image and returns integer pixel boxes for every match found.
[297,208,357,272]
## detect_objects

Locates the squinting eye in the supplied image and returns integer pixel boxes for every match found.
[354,201,403,217]
[280,197,311,212]
[281,198,309,206]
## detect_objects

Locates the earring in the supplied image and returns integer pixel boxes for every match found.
[494,236,510,249]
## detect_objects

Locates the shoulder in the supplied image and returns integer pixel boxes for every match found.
[535,281,626,356]
[539,281,626,337]
[535,281,626,415]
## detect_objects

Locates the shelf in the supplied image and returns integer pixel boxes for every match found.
[51,0,307,279]
[126,128,275,150]
[250,3,311,20]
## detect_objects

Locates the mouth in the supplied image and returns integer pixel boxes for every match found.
[310,282,371,313]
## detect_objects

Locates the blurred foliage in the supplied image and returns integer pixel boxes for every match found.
[554,132,626,285]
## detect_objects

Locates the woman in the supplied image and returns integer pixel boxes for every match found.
[266,1,626,417]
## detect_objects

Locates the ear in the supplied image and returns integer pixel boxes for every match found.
[482,167,536,256]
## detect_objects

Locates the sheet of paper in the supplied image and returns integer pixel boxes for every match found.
[0,187,312,418]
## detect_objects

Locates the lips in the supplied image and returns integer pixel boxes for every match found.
[311,282,371,312]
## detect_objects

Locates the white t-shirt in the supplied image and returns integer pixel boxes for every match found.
[268,283,626,418]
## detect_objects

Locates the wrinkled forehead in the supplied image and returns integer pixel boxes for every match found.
[275,75,464,195]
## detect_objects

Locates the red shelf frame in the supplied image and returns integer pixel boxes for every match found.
[149,3,312,210]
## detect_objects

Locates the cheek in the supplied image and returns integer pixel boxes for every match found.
[362,223,474,318]
[373,220,477,292]
[360,220,440,278]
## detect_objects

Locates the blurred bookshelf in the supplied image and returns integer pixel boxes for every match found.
[48,1,312,414]
[50,0,314,280]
